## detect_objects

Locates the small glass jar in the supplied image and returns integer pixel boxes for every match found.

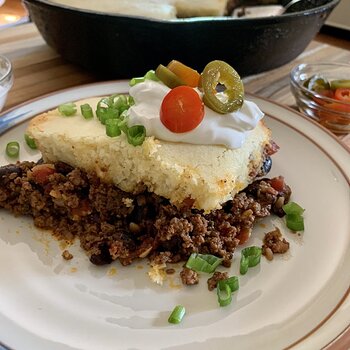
[0,55,14,112]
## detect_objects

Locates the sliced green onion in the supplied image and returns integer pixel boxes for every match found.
[240,255,249,275]
[6,141,20,158]
[110,95,130,114]
[220,276,239,293]
[127,96,135,106]
[283,202,304,215]
[58,102,77,116]
[96,94,144,144]
[96,95,134,124]
[96,97,117,121]
[96,97,109,120]
[217,276,239,307]
[126,125,146,146]
[286,212,305,231]
[96,99,119,124]
[185,253,223,273]
[106,119,121,137]
[129,77,145,87]
[24,134,37,149]
[217,282,232,307]
[118,118,129,134]
[240,246,262,275]
[144,70,160,81]
[168,305,186,324]
[283,201,305,231]
[130,70,159,87]
[80,103,93,119]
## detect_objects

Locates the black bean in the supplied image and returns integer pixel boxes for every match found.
[89,244,112,265]
[55,162,74,175]
[261,156,272,176]
[0,164,22,178]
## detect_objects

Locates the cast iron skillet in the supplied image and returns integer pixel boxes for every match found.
[24,0,339,78]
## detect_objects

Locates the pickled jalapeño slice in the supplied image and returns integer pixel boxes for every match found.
[201,60,244,114]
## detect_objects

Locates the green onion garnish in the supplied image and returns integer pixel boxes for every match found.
[216,276,239,307]
[129,70,160,87]
[96,97,109,120]
[24,134,37,149]
[185,253,223,273]
[96,94,144,146]
[240,246,262,275]
[6,141,20,158]
[144,70,160,82]
[58,102,77,116]
[80,103,93,119]
[118,118,129,134]
[96,98,119,124]
[168,305,186,324]
[283,202,305,231]
[96,95,134,124]
[127,96,135,106]
[217,282,232,307]
[221,276,239,293]
[110,95,134,114]
[286,212,305,231]
[129,77,145,87]
[126,125,146,146]
[105,119,121,137]
[282,202,304,215]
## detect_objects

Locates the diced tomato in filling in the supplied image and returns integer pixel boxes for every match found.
[31,165,56,184]
[237,227,251,245]
[71,199,92,217]
[270,176,285,192]
[266,140,280,156]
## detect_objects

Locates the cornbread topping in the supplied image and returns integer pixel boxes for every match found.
[128,80,264,149]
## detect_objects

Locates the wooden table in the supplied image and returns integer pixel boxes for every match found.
[1,23,350,148]
[0,22,349,349]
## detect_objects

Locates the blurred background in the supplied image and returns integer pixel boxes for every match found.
[0,0,28,28]
[0,0,348,42]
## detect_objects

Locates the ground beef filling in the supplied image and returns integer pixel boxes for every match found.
[207,271,229,291]
[0,161,291,266]
[180,268,199,285]
[262,227,290,260]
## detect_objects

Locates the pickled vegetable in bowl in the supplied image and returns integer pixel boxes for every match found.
[290,63,350,134]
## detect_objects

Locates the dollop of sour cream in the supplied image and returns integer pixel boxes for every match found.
[127,80,264,149]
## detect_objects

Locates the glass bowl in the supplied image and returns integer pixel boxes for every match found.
[290,62,350,134]
[0,55,14,112]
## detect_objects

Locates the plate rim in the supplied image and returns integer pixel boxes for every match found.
[0,80,349,350]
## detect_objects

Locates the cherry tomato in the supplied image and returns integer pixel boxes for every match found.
[160,86,204,133]
[334,88,350,102]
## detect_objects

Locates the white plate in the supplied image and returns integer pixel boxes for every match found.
[0,81,349,350]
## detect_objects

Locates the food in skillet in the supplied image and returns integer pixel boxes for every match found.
[0,60,292,274]
[49,0,228,18]
[49,0,286,19]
